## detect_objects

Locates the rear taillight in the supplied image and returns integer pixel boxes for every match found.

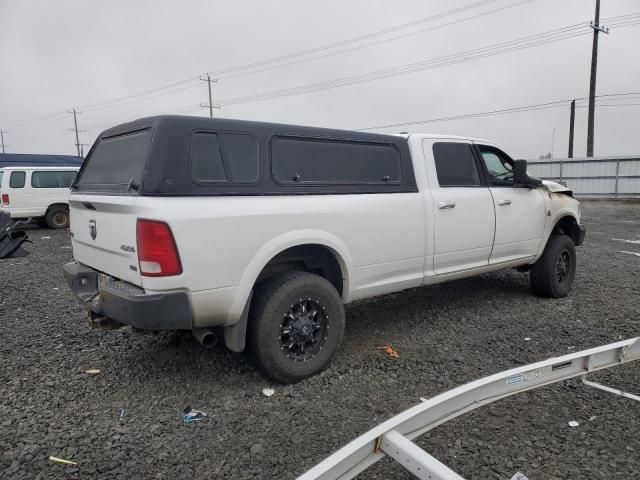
[1,194,8,205]
[136,219,182,277]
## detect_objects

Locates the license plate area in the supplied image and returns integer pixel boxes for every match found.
[98,273,147,298]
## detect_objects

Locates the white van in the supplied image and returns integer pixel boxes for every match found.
[0,166,79,229]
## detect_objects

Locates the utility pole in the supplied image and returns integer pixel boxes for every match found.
[68,108,84,157]
[568,100,576,158]
[586,0,609,157]
[0,130,6,154]
[199,74,220,118]
[79,143,90,158]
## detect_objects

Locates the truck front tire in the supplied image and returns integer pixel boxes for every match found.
[530,234,576,298]
[45,206,69,229]
[248,271,345,384]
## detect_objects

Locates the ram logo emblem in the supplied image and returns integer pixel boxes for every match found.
[89,219,97,240]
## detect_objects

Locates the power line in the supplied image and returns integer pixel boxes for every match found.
[601,12,640,22]
[6,111,68,131]
[358,99,574,131]
[8,12,639,132]
[58,0,504,116]
[81,82,201,113]
[588,91,640,99]
[7,11,639,132]
[77,77,200,111]
[6,12,639,151]
[579,103,640,107]
[209,0,501,76]
[216,0,537,80]
[216,18,640,107]
[216,23,592,106]
[357,93,640,131]
[51,0,535,115]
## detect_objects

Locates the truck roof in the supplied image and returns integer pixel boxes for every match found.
[393,132,496,144]
[100,116,495,146]
[99,115,405,143]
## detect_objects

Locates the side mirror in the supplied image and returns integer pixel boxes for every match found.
[513,159,542,188]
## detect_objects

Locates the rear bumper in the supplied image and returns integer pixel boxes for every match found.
[63,262,192,330]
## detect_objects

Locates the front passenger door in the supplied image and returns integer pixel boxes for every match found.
[429,141,495,275]
[476,145,545,264]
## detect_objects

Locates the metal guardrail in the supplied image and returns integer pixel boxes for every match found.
[527,156,640,197]
[298,337,640,479]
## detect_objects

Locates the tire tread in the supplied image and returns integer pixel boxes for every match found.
[248,271,345,383]
[530,234,576,298]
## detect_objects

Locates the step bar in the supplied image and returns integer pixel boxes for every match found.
[298,337,640,480]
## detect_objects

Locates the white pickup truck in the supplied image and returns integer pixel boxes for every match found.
[63,116,585,383]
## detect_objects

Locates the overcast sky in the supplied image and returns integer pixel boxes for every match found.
[1,0,639,159]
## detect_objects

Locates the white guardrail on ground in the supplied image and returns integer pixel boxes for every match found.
[298,337,640,480]
[527,156,640,197]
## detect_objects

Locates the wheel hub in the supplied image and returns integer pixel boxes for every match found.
[556,250,571,283]
[291,316,313,341]
[280,298,329,362]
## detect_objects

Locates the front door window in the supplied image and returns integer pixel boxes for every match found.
[479,147,514,186]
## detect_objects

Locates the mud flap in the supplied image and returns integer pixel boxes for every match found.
[224,291,253,352]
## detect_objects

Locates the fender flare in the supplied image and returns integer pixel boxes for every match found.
[223,230,354,352]
[533,209,581,262]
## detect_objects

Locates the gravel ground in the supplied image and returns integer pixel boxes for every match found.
[1,200,639,480]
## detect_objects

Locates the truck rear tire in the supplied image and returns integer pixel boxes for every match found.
[530,234,576,298]
[248,271,345,384]
[45,207,69,229]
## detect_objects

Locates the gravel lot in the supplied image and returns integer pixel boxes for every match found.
[1,201,639,480]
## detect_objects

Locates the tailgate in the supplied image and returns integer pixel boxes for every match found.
[70,195,142,286]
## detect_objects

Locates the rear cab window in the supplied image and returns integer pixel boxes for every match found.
[74,129,152,193]
[31,171,77,188]
[9,171,26,189]
[432,142,482,187]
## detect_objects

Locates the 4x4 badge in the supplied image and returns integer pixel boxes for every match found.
[89,219,97,240]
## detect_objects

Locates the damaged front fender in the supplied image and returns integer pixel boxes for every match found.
[542,180,573,197]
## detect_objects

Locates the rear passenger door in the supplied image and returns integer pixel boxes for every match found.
[425,140,495,275]
[475,144,545,264]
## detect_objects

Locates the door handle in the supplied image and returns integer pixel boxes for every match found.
[438,201,456,209]
[498,199,512,206]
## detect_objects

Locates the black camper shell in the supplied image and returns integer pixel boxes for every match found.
[73,115,417,196]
